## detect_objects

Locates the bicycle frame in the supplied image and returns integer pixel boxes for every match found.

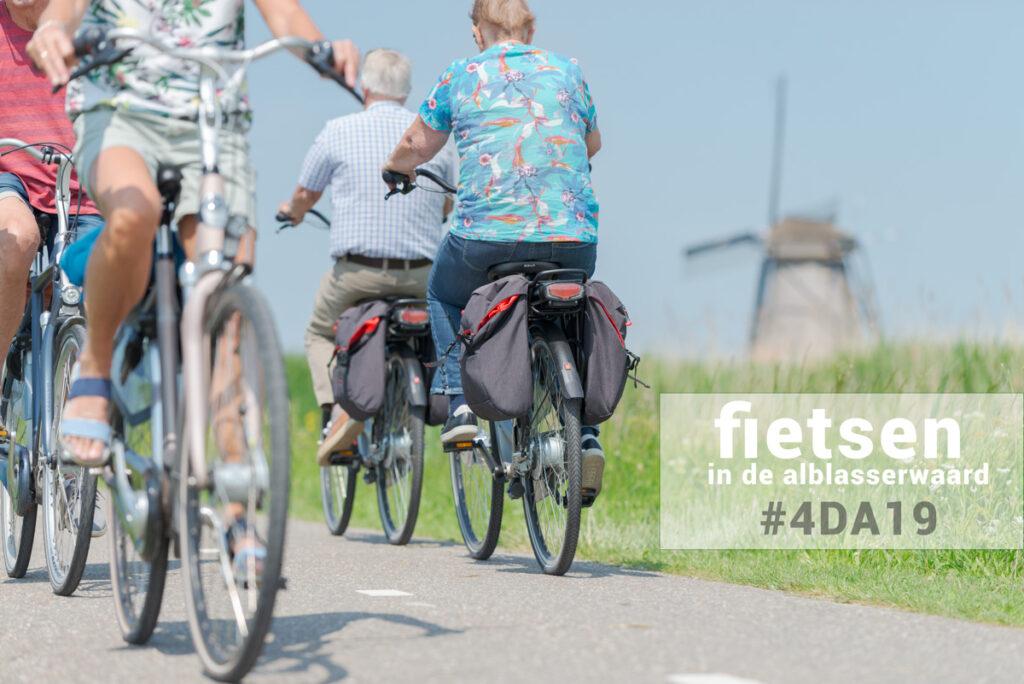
[0,139,82,504]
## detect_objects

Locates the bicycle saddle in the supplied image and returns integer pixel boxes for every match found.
[487,261,559,281]
[156,164,183,204]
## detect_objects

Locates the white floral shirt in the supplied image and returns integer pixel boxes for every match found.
[68,0,247,121]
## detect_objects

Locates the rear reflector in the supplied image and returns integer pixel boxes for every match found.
[545,282,584,301]
[398,308,430,325]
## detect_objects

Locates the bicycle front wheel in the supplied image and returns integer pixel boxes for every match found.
[43,322,98,596]
[375,352,425,545]
[179,283,290,682]
[1,358,37,578]
[521,337,583,576]
[320,463,357,536]
[449,423,503,560]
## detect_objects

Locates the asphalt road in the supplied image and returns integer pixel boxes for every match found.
[0,518,1021,684]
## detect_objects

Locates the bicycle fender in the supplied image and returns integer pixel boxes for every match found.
[538,323,585,401]
[396,346,428,409]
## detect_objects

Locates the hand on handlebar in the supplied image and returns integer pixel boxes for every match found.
[27,20,77,88]
[382,168,416,200]
[275,201,300,226]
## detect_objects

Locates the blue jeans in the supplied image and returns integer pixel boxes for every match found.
[427,233,597,397]
[0,172,104,253]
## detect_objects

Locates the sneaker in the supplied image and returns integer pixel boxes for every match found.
[581,433,605,499]
[91,489,107,538]
[441,404,479,445]
[317,414,364,466]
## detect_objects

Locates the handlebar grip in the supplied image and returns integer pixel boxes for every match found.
[73,27,107,58]
[305,40,365,104]
[275,211,294,224]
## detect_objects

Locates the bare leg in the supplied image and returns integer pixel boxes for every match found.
[62,148,162,464]
[0,197,40,368]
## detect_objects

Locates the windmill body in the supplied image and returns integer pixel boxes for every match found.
[750,217,869,362]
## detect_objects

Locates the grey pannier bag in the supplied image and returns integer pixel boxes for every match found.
[459,274,532,422]
[331,300,390,421]
[582,281,632,425]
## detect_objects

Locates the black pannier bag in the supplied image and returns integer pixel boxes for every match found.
[582,281,631,425]
[459,274,532,422]
[331,300,391,421]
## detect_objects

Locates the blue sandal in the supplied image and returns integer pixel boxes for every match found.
[59,376,113,467]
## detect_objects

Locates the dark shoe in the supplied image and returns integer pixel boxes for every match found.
[581,433,605,500]
[441,405,479,445]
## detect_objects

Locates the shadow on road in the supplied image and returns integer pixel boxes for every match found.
[341,530,460,549]
[140,611,461,683]
[485,554,661,579]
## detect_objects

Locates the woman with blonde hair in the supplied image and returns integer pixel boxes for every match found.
[385,0,607,497]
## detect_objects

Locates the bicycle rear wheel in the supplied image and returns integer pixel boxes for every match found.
[449,423,503,560]
[375,352,425,545]
[42,322,98,595]
[320,463,357,536]
[179,284,290,682]
[521,337,583,576]
[1,359,37,578]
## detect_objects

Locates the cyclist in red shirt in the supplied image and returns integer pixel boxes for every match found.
[0,0,102,360]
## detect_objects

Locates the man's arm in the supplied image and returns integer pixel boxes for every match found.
[27,0,90,86]
[252,0,359,88]
[384,117,451,186]
[278,187,323,225]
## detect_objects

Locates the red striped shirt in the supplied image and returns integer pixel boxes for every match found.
[0,3,97,215]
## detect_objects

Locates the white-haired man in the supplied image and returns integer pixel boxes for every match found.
[279,48,456,462]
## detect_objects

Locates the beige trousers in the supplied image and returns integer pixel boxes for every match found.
[305,258,431,407]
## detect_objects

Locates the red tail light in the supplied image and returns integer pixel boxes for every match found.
[545,282,584,301]
[397,308,429,325]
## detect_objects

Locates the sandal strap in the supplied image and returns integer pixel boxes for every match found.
[60,418,112,444]
[68,378,112,401]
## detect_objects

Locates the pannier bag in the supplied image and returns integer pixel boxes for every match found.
[332,300,391,421]
[459,275,532,422]
[582,281,631,425]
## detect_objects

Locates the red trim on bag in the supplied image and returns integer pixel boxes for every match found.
[594,299,626,347]
[344,316,382,351]
[477,294,520,332]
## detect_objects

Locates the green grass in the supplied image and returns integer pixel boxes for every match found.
[285,343,1024,626]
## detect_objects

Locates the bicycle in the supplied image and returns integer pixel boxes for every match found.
[276,210,429,545]
[0,138,97,595]
[64,28,359,680]
[383,169,593,575]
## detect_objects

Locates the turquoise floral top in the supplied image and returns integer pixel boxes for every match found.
[419,42,599,243]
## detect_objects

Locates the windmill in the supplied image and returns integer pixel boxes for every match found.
[685,77,878,363]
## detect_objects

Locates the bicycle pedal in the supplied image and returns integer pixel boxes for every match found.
[508,478,524,500]
[328,450,358,466]
[443,437,484,454]
[363,470,377,485]
[582,490,598,508]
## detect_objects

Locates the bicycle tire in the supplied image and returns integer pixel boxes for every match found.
[43,322,98,595]
[521,337,583,576]
[375,352,425,545]
[1,361,37,578]
[109,329,169,645]
[320,463,357,536]
[449,422,503,560]
[179,283,290,682]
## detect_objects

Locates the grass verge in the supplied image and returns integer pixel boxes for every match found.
[285,343,1024,626]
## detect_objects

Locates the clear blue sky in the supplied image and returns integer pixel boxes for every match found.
[244,0,1024,355]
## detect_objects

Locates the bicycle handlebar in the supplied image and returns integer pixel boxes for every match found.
[61,28,364,104]
[382,168,457,200]
[275,207,330,232]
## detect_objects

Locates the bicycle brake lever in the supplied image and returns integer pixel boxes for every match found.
[53,47,133,94]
